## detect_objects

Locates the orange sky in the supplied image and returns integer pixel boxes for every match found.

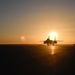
[0,0,75,44]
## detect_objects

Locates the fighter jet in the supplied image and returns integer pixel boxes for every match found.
[41,36,62,46]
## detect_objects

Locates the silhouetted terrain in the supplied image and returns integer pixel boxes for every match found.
[0,44,75,75]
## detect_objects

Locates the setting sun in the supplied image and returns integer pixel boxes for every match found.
[49,32,58,40]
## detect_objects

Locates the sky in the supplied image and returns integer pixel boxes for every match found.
[0,0,75,44]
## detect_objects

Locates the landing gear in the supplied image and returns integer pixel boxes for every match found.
[47,44,49,46]
[52,43,54,46]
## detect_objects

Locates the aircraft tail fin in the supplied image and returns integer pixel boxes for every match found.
[54,35,56,40]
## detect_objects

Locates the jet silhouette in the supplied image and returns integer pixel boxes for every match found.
[44,36,57,46]
[40,35,63,46]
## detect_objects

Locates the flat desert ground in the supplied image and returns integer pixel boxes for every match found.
[0,44,75,75]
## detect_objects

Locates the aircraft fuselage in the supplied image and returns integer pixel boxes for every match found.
[44,40,57,46]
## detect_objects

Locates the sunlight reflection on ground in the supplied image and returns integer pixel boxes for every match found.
[51,46,55,55]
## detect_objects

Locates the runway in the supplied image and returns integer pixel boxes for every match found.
[0,44,75,75]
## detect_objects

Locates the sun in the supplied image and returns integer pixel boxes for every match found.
[49,32,58,40]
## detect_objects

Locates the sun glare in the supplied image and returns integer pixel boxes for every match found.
[49,32,58,40]
[21,36,25,41]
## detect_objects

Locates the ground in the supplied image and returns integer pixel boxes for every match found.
[0,44,75,75]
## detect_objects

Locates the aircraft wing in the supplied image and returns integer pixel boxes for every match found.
[57,40,63,42]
